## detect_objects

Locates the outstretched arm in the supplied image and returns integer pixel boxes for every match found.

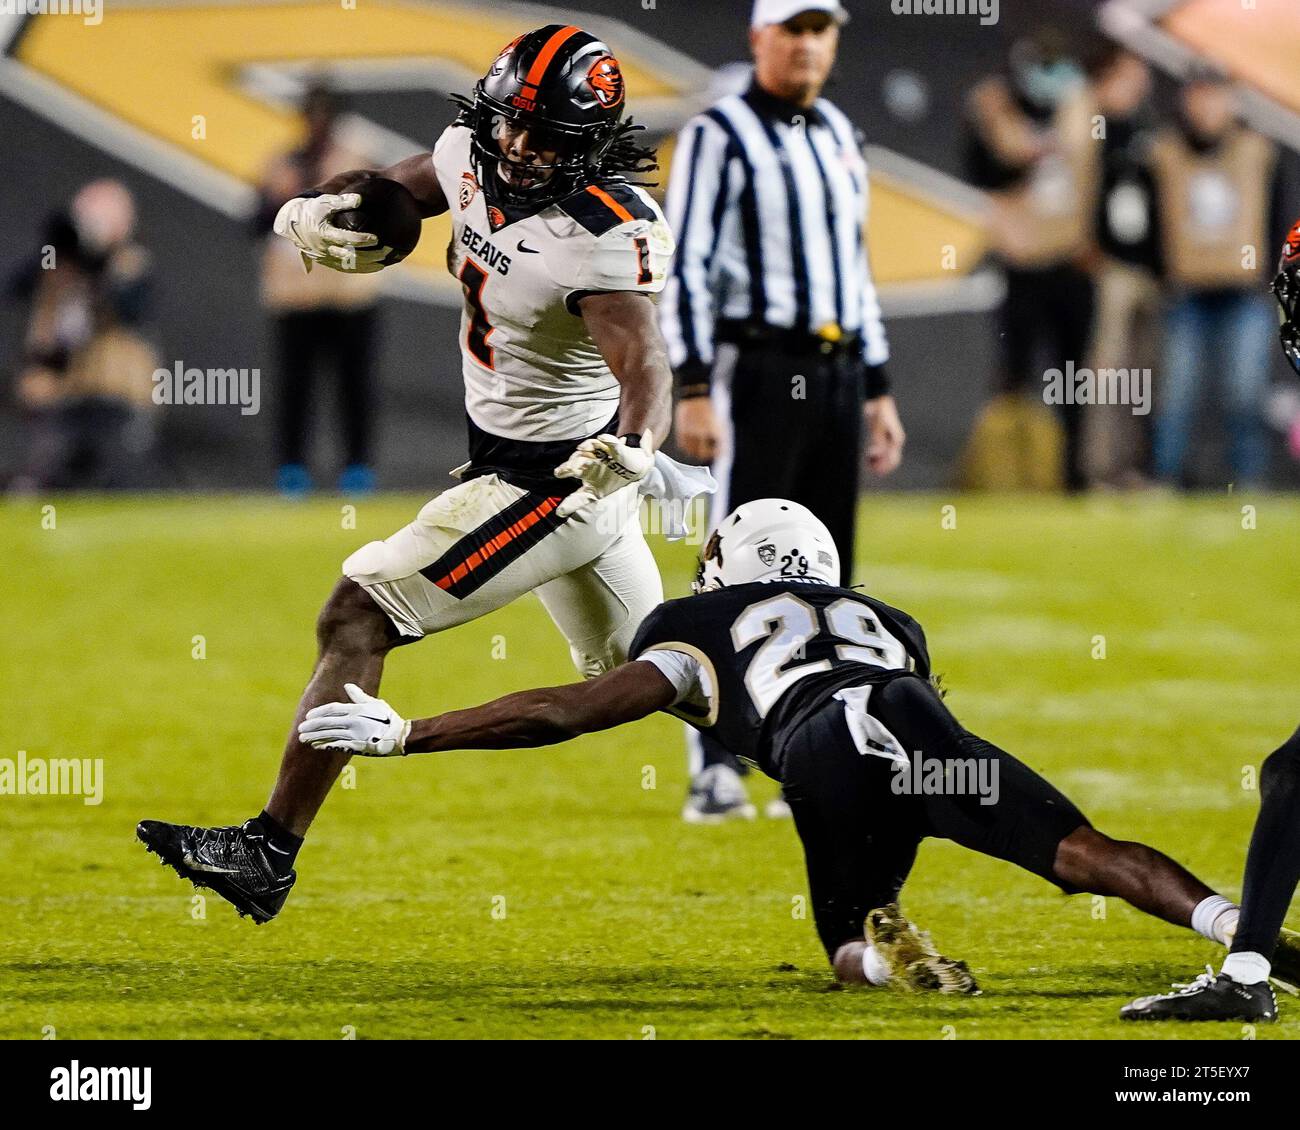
[298,662,678,757]
[410,661,676,752]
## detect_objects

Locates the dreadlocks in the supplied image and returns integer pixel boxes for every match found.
[599,120,659,184]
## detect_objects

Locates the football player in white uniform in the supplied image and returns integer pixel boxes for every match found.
[137,25,704,923]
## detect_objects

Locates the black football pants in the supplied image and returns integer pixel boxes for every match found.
[777,675,1089,960]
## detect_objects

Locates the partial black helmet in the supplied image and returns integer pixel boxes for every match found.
[1274,218,1300,376]
[465,25,628,210]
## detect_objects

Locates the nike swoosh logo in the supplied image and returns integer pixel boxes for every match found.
[516,240,540,254]
[181,852,241,874]
[360,715,392,726]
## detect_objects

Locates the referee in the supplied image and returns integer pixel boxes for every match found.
[662,0,905,822]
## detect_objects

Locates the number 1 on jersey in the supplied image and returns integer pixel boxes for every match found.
[459,260,495,369]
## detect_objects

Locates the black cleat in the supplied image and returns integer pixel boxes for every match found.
[137,817,296,923]
[1120,968,1277,1022]
[1267,928,1300,996]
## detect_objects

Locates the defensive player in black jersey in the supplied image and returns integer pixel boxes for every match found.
[1119,222,1300,1022]
[299,498,1300,994]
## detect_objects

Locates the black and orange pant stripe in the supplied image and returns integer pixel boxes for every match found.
[419,488,567,600]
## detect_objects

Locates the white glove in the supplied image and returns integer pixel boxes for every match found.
[297,683,411,756]
[554,428,656,519]
[273,193,385,274]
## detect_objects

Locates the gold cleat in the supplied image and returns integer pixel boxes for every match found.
[866,903,980,995]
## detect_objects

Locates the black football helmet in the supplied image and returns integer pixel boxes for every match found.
[463,25,628,210]
[1274,218,1300,376]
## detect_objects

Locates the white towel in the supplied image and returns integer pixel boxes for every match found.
[637,452,717,541]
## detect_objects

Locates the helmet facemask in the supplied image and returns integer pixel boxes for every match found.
[468,89,615,210]
[692,531,726,595]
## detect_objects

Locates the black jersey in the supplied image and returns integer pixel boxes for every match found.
[628,579,930,774]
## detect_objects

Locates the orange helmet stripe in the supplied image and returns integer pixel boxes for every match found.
[521,24,582,98]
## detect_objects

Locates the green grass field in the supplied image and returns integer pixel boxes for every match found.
[3,492,1298,1040]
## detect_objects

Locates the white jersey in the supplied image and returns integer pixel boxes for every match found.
[431,124,674,480]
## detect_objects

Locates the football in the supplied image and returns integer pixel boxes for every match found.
[331,175,424,266]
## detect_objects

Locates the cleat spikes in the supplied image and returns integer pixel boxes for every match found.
[136,817,296,923]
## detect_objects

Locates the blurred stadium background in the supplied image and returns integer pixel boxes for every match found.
[3,0,1299,492]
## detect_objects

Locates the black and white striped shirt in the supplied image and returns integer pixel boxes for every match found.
[661,82,890,389]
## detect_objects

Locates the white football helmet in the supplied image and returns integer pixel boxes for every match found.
[693,499,840,593]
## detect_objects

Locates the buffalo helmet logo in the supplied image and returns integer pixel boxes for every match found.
[757,542,777,567]
[459,172,478,211]
[587,55,625,109]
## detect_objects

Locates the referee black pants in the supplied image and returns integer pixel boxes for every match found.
[695,340,864,775]
[720,340,863,582]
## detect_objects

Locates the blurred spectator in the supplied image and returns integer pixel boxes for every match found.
[1148,70,1282,488]
[8,179,161,491]
[255,82,381,496]
[962,27,1099,491]
[1082,45,1162,489]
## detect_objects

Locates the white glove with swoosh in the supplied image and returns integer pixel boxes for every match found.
[298,683,411,756]
[554,429,656,519]
[273,193,386,274]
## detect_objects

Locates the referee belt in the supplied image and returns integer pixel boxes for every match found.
[717,320,863,358]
